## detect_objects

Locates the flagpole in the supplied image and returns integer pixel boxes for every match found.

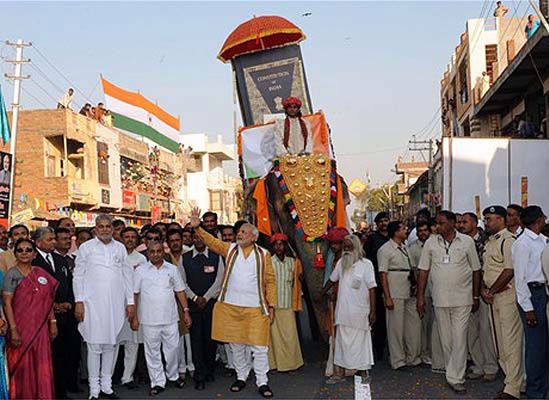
[5,39,31,225]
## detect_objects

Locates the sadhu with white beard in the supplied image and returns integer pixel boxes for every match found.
[320,234,377,381]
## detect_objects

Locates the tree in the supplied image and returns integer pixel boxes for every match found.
[356,184,400,216]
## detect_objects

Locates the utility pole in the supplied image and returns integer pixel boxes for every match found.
[4,39,31,223]
[408,136,435,214]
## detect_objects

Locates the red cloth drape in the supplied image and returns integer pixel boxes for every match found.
[8,266,58,400]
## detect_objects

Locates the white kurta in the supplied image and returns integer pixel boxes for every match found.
[274,117,313,157]
[223,249,261,307]
[330,258,376,370]
[73,237,134,345]
[118,250,148,344]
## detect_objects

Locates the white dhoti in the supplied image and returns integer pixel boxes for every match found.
[230,343,269,387]
[142,323,180,388]
[334,325,374,371]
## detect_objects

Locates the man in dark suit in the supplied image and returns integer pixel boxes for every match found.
[183,231,224,390]
[32,226,75,399]
[55,227,82,393]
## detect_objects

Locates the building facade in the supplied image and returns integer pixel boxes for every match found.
[179,133,241,224]
[4,109,198,227]
[441,16,528,137]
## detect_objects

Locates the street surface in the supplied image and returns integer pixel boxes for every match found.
[79,360,504,399]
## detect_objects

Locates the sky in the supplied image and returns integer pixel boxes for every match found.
[1,1,488,185]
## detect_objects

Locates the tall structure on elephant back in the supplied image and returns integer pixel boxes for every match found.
[218,16,350,348]
[218,15,313,126]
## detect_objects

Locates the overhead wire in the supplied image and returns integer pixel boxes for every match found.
[338,146,407,157]
[28,63,66,97]
[30,44,92,103]
[5,79,49,109]
[29,77,60,104]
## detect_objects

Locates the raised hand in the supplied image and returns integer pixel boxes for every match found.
[189,207,202,229]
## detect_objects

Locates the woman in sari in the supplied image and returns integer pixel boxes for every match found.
[0,268,9,400]
[3,238,58,399]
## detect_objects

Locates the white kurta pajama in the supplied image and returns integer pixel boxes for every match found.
[134,261,187,389]
[330,258,377,371]
[73,238,134,397]
[118,250,147,385]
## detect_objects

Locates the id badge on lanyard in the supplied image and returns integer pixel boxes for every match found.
[442,238,452,264]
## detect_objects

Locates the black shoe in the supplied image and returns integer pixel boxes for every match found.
[99,391,120,399]
[149,386,164,397]
[169,377,186,389]
[205,374,215,382]
[194,381,206,391]
[123,381,138,390]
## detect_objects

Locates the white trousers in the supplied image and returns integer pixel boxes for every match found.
[121,342,139,384]
[87,343,119,397]
[229,343,269,387]
[178,333,195,373]
[435,306,471,385]
[225,343,252,369]
[142,323,180,388]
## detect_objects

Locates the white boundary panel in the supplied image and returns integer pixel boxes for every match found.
[443,138,509,213]
[509,140,549,210]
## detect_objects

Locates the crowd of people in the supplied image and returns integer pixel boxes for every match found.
[350,204,549,400]
[57,88,113,127]
[0,201,547,399]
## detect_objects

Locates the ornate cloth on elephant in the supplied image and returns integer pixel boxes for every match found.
[273,154,337,241]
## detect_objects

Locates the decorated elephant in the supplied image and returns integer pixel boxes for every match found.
[243,154,350,343]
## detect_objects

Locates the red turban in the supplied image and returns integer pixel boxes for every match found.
[282,96,302,109]
[325,227,349,243]
[270,233,289,244]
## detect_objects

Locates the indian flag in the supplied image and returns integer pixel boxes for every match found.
[101,77,180,152]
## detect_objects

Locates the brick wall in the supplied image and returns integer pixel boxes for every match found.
[4,110,69,207]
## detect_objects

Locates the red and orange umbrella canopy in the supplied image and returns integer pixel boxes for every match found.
[218,15,306,63]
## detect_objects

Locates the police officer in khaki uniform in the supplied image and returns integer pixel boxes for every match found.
[378,221,421,370]
[482,206,524,400]
[408,221,445,372]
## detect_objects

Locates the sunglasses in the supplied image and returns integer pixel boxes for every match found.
[16,248,33,254]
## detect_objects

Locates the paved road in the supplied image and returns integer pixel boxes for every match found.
[76,360,504,399]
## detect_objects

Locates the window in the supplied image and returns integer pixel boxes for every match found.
[193,155,203,172]
[97,142,109,185]
[209,190,222,211]
[459,60,469,105]
[47,155,56,177]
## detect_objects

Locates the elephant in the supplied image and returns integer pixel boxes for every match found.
[243,167,351,346]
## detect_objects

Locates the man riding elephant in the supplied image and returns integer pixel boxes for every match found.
[273,97,313,157]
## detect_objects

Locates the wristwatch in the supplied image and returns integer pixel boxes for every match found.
[183,307,190,312]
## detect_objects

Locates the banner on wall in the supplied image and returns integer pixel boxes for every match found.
[0,152,13,227]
